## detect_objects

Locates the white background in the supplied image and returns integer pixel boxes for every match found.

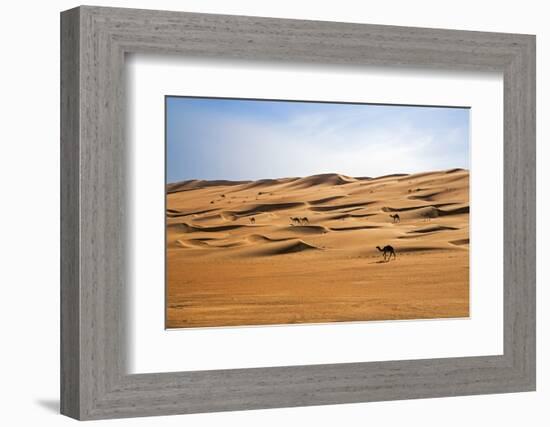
[128,57,503,373]
[0,0,547,426]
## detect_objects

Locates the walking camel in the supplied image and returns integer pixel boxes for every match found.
[376,245,396,261]
[389,213,400,223]
[249,217,256,224]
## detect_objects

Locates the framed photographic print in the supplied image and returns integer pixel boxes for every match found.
[61,6,536,420]
[164,96,472,329]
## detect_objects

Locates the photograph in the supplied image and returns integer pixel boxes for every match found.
[52,3,537,421]
[165,97,471,328]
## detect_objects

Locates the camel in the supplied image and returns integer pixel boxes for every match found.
[389,213,400,223]
[290,216,301,225]
[301,217,309,224]
[376,245,396,261]
[249,217,255,224]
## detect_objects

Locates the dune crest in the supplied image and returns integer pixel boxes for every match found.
[167,179,251,193]
[284,173,357,189]
[251,239,322,256]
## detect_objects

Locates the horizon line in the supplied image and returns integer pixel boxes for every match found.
[166,167,469,186]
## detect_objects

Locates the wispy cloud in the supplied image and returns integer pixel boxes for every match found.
[166,98,469,182]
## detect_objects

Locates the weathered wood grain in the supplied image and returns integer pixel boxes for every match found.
[60,7,81,419]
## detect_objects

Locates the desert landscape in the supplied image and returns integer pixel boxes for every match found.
[166,168,469,328]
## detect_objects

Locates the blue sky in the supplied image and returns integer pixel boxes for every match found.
[166,97,469,183]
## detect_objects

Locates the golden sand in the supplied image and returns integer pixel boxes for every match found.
[166,169,469,328]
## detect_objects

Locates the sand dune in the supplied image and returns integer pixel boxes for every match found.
[167,179,250,193]
[228,202,307,216]
[308,195,348,205]
[249,239,322,256]
[309,201,374,212]
[408,225,460,233]
[329,225,381,231]
[166,207,217,218]
[169,222,246,233]
[166,168,469,328]
[284,173,357,189]
[450,238,470,246]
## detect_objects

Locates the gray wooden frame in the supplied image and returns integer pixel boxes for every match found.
[60,5,536,420]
